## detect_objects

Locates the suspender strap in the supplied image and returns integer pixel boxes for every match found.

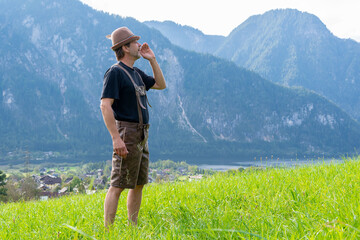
[115,64,146,125]
[135,71,152,108]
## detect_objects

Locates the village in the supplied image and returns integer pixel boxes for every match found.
[1,160,214,202]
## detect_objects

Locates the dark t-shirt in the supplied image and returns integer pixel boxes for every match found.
[101,61,155,124]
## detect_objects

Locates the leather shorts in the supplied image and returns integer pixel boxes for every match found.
[110,121,150,189]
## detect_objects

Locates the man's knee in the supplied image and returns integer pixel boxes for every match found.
[108,186,124,197]
[134,185,144,191]
[128,185,144,195]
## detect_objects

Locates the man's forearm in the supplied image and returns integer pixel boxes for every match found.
[100,104,120,140]
[149,58,166,89]
[100,101,128,157]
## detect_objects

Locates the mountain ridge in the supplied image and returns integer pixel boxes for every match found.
[1,1,360,165]
[146,9,360,121]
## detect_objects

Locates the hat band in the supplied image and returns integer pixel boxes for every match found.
[113,34,136,46]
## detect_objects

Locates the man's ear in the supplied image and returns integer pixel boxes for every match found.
[122,45,129,53]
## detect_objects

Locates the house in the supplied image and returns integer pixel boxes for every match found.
[38,184,49,191]
[84,172,96,178]
[86,190,96,195]
[32,175,41,184]
[58,187,68,194]
[40,175,61,186]
[64,177,73,184]
[189,175,203,181]
[94,178,105,186]
[39,191,59,201]
[40,195,48,201]
[177,167,187,174]
[148,176,154,183]
[97,169,103,178]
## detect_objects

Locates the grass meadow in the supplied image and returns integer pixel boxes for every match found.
[0,157,359,239]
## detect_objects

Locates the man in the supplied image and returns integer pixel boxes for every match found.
[100,27,166,227]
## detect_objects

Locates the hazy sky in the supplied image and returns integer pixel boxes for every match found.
[79,0,360,42]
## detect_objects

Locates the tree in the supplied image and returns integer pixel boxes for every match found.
[4,180,21,202]
[69,176,82,192]
[78,183,85,194]
[0,170,7,199]
[88,177,95,191]
[20,177,39,201]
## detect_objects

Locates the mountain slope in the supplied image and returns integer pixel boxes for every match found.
[148,10,360,121]
[216,9,360,120]
[144,20,225,54]
[1,1,360,165]
[152,49,360,160]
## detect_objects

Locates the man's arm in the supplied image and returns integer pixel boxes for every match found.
[100,98,128,158]
[140,43,166,90]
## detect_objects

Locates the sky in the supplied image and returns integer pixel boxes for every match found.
[79,0,360,42]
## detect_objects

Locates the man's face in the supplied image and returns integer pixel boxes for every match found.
[127,40,141,59]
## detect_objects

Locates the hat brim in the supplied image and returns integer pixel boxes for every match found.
[111,35,140,50]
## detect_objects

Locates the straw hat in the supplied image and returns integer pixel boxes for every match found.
[106,27,140,50]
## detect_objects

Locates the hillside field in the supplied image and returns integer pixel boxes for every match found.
[1,157,359,239]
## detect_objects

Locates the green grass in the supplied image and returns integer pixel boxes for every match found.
[1,157,360,239]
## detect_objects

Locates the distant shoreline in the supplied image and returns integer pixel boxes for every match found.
[198,157,344,171]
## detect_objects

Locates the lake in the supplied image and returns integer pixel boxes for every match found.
[198,157,344,171]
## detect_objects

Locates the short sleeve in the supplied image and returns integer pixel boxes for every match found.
[101,67,122,99]
[135,68,156,91]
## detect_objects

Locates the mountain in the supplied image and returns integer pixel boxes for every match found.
[146,10,360,122]
[1,1,360,165]
[144,21,225,54]
[217,9,360,121]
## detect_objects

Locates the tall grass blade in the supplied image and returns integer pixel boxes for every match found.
[62,224,97,240]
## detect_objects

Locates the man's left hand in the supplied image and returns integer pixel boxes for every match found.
[140,43,155,61]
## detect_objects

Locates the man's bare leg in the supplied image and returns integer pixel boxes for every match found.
[104,186,124,227]
[127,185,144,226]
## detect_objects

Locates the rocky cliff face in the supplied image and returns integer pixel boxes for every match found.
[1,1,359,164]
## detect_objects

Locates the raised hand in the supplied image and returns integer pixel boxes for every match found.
[139,42,155,61]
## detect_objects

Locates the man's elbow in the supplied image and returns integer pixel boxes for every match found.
[100,98,114,115]
[159,81,166,90]
[100,101,108,113]
[152,82,166,90]
[160,83,166,90]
